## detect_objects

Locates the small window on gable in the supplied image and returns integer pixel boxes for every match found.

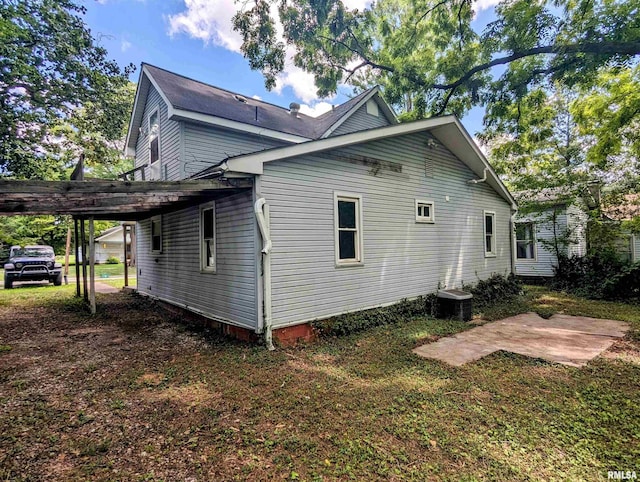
[148,109,160,166]
[516,222,536,260]
[150,215,162,254]
[484,211,496,257]
[335,193,363,266]
[365,99,379,117]
[200,202,216,272]
[415,199,435,223]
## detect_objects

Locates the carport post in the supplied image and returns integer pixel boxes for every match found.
[122,224,128,288]
[73,218,81,297]
[88,217,96,315]
[80,218,88,302]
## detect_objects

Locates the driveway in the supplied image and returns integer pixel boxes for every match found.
[413,312,630,367]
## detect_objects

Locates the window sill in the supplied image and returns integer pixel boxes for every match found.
[484,253,497,258]
[516,258,537,263]
[200,268,217,274]
[416,219,435,224]
[335,261,365,269]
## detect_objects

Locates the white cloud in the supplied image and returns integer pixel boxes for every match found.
[299,101,334,118]
[251,95,262,100]
[167,0,243,53]
[474,0,501,13]
[167,0,358,104]
[121,38,132,52]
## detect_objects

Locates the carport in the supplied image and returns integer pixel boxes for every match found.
[0,176,252,313]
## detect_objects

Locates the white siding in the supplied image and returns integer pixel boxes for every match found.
[183,124,286,177]
[515,207,568,278]
[634,235,640,263]
[260,131,513,327]
[566,204,589,257]
[331,103,391,136]
[134,86,182,180]
[135,190,258,329]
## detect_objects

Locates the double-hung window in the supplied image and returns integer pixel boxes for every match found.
[200,202,216,272]
[335,193,363,266]
[484,211,496,256]
[150,215,162,254]
[516,222,536,259]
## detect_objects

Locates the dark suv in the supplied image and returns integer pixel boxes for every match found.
[3,245,62,289]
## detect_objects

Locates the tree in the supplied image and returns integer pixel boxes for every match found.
[232,0,640,139]
[0,0,134,179]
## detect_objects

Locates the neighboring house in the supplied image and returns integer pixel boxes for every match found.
[94,226,131,264]
[514,187,639,278]
[124,63,517,344]
[604,194,640,263]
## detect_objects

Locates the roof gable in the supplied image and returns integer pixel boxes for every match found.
[212,116,516,208]
[125,64,398,155]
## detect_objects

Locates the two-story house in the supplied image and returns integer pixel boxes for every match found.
[125,64,517,346]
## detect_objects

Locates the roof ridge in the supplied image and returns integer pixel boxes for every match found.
[142,62,314,117]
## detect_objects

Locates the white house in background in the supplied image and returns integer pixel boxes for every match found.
[513,186,640,278]
[124,63,517,345]
[94,226,130,264]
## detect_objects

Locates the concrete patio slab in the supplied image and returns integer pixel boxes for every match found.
[413,313,630,367]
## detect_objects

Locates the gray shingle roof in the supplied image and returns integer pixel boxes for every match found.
[144,63,375,139]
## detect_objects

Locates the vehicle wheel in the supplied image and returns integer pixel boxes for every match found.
[53,273,63,286]
[4,274,13,289]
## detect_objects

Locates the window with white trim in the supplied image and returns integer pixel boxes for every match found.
[150,215,162,254]
[200,202,216,271]
[484,211,496,256]
[516,222,536,259]
[335,193,363,265]
[415,199,435,223]
[148,109,160,167]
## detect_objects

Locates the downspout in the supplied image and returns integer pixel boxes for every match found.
[254,198,274,351]
[467,167,489,184]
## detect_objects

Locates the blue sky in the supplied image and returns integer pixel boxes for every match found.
[82,0,498,134]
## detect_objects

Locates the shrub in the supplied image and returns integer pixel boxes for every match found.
[551,252,638,300]
[105,256,120,265]
[312,294,437,336]
[467,273,523,310]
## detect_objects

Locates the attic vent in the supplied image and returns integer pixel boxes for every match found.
[424,158,434,178]
[234,94,248,103]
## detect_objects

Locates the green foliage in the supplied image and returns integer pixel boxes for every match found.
[312,294,437,336]
[232,0,640,132]
[105,256,120,265]
[553,253,639,300]
[466,273,523,311]
[0,0,134,179]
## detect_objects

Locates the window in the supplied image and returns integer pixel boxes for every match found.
[516,222,536,260]
[334,193,363,266]
[150,216,162,253]
[415,199,435,223]
[484,211,496,256]
[200,202,216,271]
[148,109,160,166]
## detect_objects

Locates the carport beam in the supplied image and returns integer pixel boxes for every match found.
[74,218,81,297]
[123,224,128,288]
[89,217,96,315]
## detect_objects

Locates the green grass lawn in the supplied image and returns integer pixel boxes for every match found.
[0,285,638,480]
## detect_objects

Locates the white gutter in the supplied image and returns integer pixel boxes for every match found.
[254,198,274,350]
[510,208,518,275]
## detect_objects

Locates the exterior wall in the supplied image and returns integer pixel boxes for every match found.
[136,190,259,330]
[183,124,286,178]
[330,102,391,136]
[259,131,513,328]
[515,207,568,278]
[134,85,182,180]
[633,235,640,263]
[566,203,589,257]
[95,244,124,264]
